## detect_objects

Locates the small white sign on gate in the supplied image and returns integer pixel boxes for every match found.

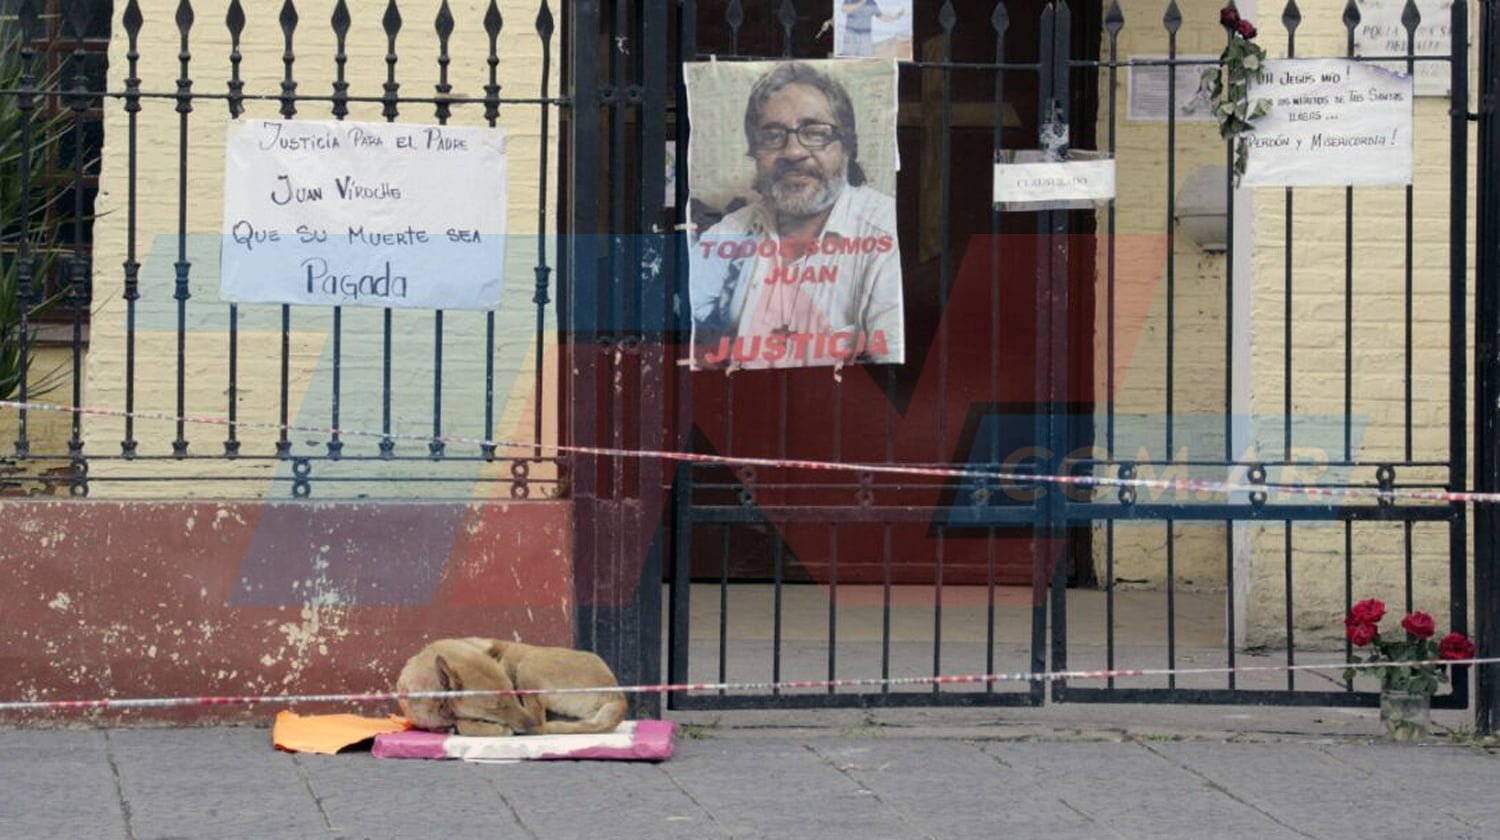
[994,151,1116,211]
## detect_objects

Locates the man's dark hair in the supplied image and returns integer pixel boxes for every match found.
[743,62,867,186]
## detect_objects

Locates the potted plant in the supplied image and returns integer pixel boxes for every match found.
[1342,598,1475,742]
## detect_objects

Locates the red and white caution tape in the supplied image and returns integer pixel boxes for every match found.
[0,399,1492,505]
[0,658,1494,714]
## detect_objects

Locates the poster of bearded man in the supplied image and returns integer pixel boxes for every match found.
[684,59,903,371]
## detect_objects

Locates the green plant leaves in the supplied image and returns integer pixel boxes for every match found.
[1,18,76,401]
[1209,31,1272,184]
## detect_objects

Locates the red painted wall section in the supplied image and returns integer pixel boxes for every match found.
[0,501,573,726]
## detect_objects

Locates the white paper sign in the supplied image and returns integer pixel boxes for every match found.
[220,119,508,310]
[1242,59,1413,188]
[1353,0,1454,97]
[1128,55,1218,122]
[993,159,1117,204]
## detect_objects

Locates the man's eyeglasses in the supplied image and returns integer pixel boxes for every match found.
[752,122,841,151]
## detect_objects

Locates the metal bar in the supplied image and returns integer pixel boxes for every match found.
[1392,8,1416,630]
[1057,687,1467,708]
[1042,0,1072,704]
[531,1,549,459]
[278,304,290,458]
[881,523,892,694]
[1162,0,1181,693]
[1453,0,1487,730]
[773,531,785,695]
[634,0,669,718]
[429,3,452,460]
[1283,0,1300,698]
[480,0,502,462]
[1220,16,1235,690]
[1104,0,1121,690]
[64,1,88,477]
[1225,523,1235,688]
[379,1,402,460]
[827,524,839,693]
[1344,521,1353,690]
[669,465,693,709]
[1164,2,1178,458]
[991,0,1012,694]
[325,2,351,460]
[122,1,142,458]
[669,691,1042,711]
[934,0,957,696]
[687,502,1459,524]
[667,0,697,712]
[718,522,729,693]
[172,0,195,459]
[1343,15,1355,465]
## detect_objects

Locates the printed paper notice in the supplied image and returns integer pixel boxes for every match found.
[994,159,1116,205]
[1353,0,1455,97]
[220,119,508,310]
[1127,55,1218,122]
[1242,59,1413,188]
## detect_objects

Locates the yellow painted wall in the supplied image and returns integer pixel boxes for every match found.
[1091,0,1235,591]
[84,0,559,499]
[1,339,76,495]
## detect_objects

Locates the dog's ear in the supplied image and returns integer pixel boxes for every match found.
[483,641,506,661]
[434,655,463,691]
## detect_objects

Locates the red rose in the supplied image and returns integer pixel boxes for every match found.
[1401,611,1436,639]
[1236,19,1257,39]
[1347,622,1377,647]
[1220,6,1241,28]
[1439,632,1476,661]
[1348,599,1385,626]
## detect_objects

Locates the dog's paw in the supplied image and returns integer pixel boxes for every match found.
[454,719,516,737]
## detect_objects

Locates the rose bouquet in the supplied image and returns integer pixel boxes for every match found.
[1341,598,1474,694]
[1203,5,1271,183]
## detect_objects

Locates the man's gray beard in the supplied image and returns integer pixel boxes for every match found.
[757,169,846,219]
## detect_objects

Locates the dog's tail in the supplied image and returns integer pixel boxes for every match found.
[541,692,627,735]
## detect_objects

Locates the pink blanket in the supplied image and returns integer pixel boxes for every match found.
[372,720,675,762]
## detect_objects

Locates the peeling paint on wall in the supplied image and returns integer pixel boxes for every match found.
[0,501,573,726]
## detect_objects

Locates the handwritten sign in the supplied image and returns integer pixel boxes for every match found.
[220,119,508,310]
[1353,0,1455,97]
[1242,59,1413,188]
[994,157,1116,207]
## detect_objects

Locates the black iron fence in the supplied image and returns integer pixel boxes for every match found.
[3,0,1496,726]
[2,0,564,501]
[660,0,1476,713]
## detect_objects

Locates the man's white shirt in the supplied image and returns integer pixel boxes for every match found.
[690,184,904,368]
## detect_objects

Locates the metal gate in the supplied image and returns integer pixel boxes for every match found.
[605,0,1475,711]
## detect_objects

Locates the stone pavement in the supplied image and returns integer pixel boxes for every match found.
[3,711,1500,840]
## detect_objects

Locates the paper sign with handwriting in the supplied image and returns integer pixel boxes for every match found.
[1242,59,1413,188]
[220,119,508,310]
[1353,0,1454,97]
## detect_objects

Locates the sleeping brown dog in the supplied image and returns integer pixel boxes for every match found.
[395,637,538,736]
[487,639,627,735]
[395,637,626,736]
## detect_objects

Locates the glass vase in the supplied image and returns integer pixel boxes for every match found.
[1379,688,1431,743]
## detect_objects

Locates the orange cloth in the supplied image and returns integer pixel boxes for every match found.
[272,711,412,755]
